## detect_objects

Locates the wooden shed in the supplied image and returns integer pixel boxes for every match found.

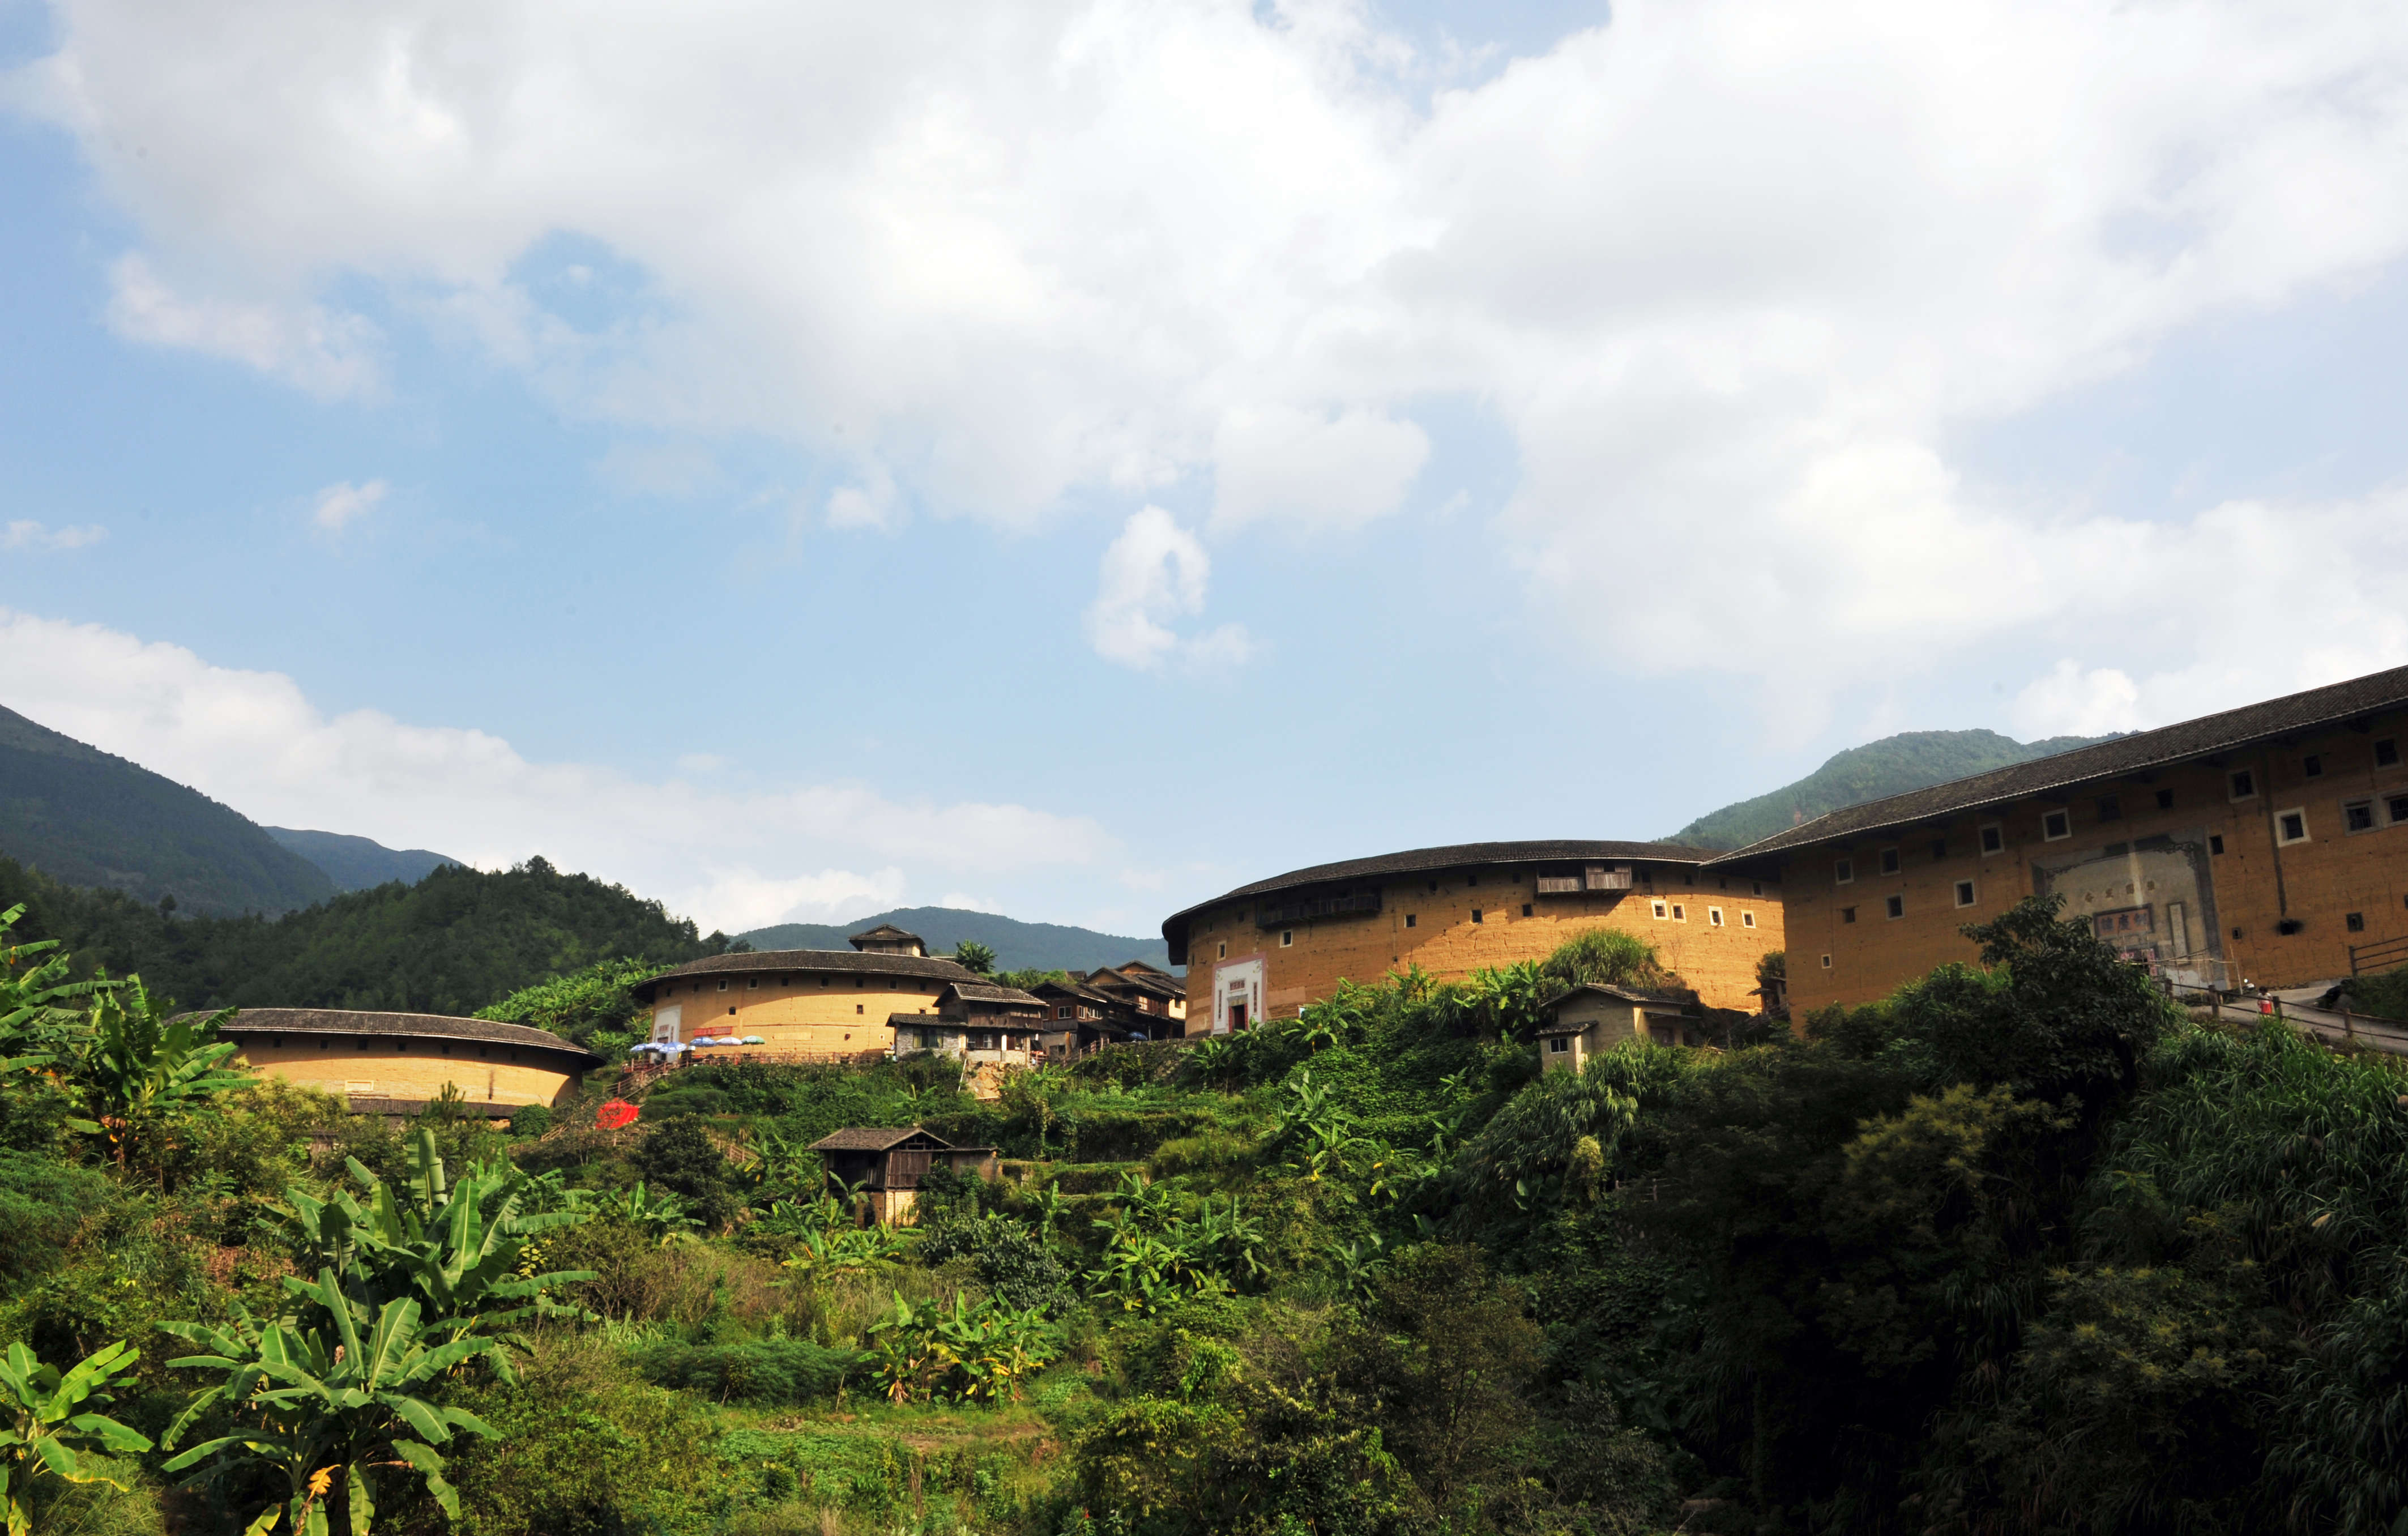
[808,1125,999,1226]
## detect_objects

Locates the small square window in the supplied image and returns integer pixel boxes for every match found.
[1954,880,1976,908]
[2305,754,2324,779]
[1741,910,1757,928]
[1752,881,1764,896]
[854,1003,865,1014]
[2210,834,2225,855]
[1468,874,1479,887]
[2229,769,2257,801]
[1820,953,1833,969]
[2389,794,2408,827]
[1979,824,2004,856]
[1835,857,1856,884]
[1521,903,1533,917]
[1880,847,1901,876]
[2155,788,2174,810]
[1670,903,1686,921]
[2347,912,2366,933]
[748,977,760,988]
[2097,795,2121,821]
[2042,809,2072,841]
[1471,908,1484,923]
[2345,800,2377,834]
[2276,809,2309,846]
[1842,906,1858,924]
[1547,1036,1569,1054]
[1404,914,1418,929]
[1709,906,1724,927]
[1280,930,1293,947]
[718,980,730,992]
[2379,739,2401,769]
[1885,895,1904,919]
[1928,838,1947,861]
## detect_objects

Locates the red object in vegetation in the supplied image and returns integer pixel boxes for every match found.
[596,1099,640,1130]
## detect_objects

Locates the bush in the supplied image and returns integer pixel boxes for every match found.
[920,1212,1075,1313]
[507,1102,553,1138]
[0,1151,113,1281]
[629,1336,863,1404]
[632,1116,742,1231]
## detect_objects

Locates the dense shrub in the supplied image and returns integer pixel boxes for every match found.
[630,1336,862,1404]
[632,1116,742,1231]
[920,1211,1075,1313]
[0,1150,113,1281]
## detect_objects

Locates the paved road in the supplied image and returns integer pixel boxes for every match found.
[2202,996,2408,1056]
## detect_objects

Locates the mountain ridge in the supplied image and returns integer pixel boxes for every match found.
[740,905,1176,974]
[1670,727,2126,851]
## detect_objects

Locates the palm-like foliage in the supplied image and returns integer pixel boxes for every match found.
[0,904,114,1073]
[161,1275,498,1535]
[0,1341,153,1536]
[65,975,247,1174]
[866,1294,1060,1403]
[162,1129,595,1533]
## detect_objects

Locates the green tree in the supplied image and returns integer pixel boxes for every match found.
[65,976,247,1176]
[951,940,997,975]
[631,1116,742,1231]
[0,1341,153,1536]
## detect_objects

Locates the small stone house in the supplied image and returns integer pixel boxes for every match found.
[809,1125,1000,1226]
[1536,984,1697,1070]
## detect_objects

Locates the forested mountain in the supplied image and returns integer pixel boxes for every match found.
[740,904,1176,973]
[1670,726,2122,850]
[0,703,336,915]
[0,854,729,1014]
[265,826,459,890]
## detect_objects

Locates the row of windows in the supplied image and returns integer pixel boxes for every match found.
[1839,880,1983,925]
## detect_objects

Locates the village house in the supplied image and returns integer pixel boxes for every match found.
[809,1125,1000,1226]
[889,980,1047,1094]
[633,924,984,1057]
[1536,984,1699,1070]
[1161,840,1785,1032]
[219,1008,599,1119]
[1706,664,2408,1014]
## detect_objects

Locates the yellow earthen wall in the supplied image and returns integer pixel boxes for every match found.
[1780,712,2408,1013]
[650,970,953,1054]
[235,1039,582,1106]
[1181,862,1785,1025]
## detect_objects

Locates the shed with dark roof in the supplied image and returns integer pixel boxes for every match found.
[219,1008,599,1116]
[808,1125,998,1225]
[1714,663,2408,1012]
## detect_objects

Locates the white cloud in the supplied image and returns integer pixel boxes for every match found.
[1084,505,1252,670]
[2,520,106,552]
[0,607,1117,933]
[104,255,382,399]
[310,479,387,533]
[936,891,1005,914]
[17,0,2408,719]
[1211,405,1429,531]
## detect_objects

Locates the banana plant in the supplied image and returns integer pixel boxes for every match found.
[65,976,247,1175]
[0,904,114,1073]
[0,1341,153,1536]
[616,1179,703,1243]
[161,1274,499,1536]
[274,1129,595,1359]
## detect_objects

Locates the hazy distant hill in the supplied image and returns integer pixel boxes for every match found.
[267,827,460,891]
[1671,728,2123,851]
[740,905,1177,974]
[0,703,336,916]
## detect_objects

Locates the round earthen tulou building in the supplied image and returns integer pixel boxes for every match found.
[220,1008,603,1119]
[1162,839,1785,1031]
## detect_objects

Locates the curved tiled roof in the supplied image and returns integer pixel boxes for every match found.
[1705,662,2408,864]
[1160,839,1718,961]
[216,1008,603,1068]
[637,949,981,995]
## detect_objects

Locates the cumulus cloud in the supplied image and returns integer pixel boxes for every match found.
[2,520,106,552]
[0,607,1117,932]
[104,255,382,399]
[1084,505,1252,670]
[18,0,2408,718]
[310,479,387,533]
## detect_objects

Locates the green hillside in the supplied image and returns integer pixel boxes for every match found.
[1671,727,2121,850]
[740,904,1176,974]
[0,854,730,1013]
[266,826,460,890]
[0,703,336,916]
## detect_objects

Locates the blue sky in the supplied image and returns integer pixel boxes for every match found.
[5,0,2408,939]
